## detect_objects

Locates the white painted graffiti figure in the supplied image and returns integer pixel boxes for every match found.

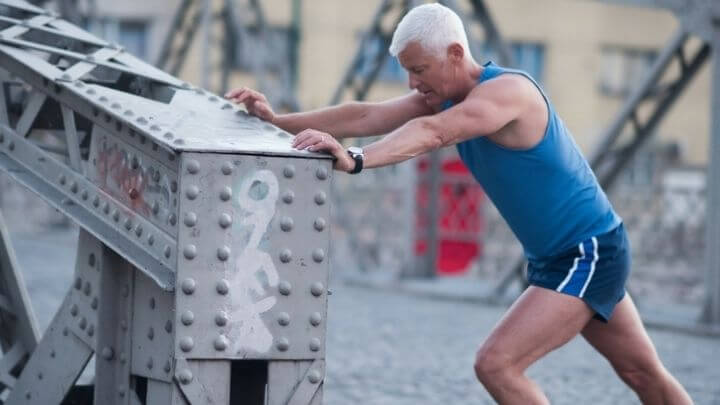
[229,169,280,354]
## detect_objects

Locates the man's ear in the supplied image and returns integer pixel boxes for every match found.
[447,43,465,63]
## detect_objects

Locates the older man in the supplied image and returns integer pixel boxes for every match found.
[226,3,692,404]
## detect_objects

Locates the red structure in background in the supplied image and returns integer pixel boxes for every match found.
[415,155,485,275]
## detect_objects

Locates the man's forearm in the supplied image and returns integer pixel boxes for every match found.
[363,117,443,169]
[273,102,370,139]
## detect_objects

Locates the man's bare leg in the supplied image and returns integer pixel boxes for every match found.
[474,286,595,404]
[581,294,693,404]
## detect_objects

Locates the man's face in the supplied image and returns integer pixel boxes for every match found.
[398,42,454,107]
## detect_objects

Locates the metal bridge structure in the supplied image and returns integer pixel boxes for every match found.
[156,0,301,111]
[0,0,331,403]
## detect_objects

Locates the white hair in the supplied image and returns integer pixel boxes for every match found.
[389,3,471,59]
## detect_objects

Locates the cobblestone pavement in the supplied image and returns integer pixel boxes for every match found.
[324,285,720,405]
[6,227,720,405]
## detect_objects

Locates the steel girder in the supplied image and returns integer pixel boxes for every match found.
[155,0,301,111]
[0,1,332,403]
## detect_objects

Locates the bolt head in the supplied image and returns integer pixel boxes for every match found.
[312,249,325,263]
[217,246,231,261]
[309,338,321,352]
[178,369,193,385]
[181,311,195,326]
[278,312,290,326]
[278,281,292,296]
[310,312,323,327]
[214,335,229,351]
[186,160,200,174]
[215,311,229,326]
[216,279,230,295]
[179,337,194,352]
[181,278,196,295]
[276,338,290,352]
[311,282,325,297]
[220,187,232,201]
[308,370,322,384]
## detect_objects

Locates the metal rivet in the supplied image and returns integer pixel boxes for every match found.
[309,338,321,352]
[148,327,154,340]
[164,246,172,259]
[79,317,87,330]
[93,196,100,207]
[120,320,128,331]
[184,212,197,227]
[282,190,294,204]
[280,217,293,232]
[163,132,173,140]
[214,335,229,351]
[311,282,325,297]
[83,281,91,296]
[164,361,172,373]
[25,392,31,399]
[149,297,156,309]
[101,347,114,360]
[276,338,290,352]
[121,285,129,298]
[186,186,199,200]
[111,102,121,109]
[283,165,295,178]
[308,370,322,384]
[50,350,56,358]
[135,225,143,237]
[216,279,230,295]
[314,192,327,205]
[124,218,132,230]
[178,369,193,384]
[316,167,328,180]
[112,210,120,222]
[181,311,194,326]
[219,213,233,228]
[312,249,325,263]
[70,304,78,317]
[104,203,110,214]
[221,162,233,175]
[314,218,326,231]
[217,246,230,261]
[278,281,292,296]
[165,320,173,333]
[173,139,185,145]
[184,245,197,260]
[310,312,322,327]
[171,181,178,193]
[187,160,200,174]
[278,312,290,326]
[180,337,194,352]
[89,253,96,267]
[219,187,232,201]
[148,235,155,246]
[87,324,94,337]
[147,357,154,370]
[150,125,161,132]
[70,182,78,193]
[215,311,229,326]
[75,277,82,289]
[181,278,196,295]
[91,297,98,310]
[169,213,177,226]
[5,142,11,151]
[120,352,127,364]
[81,190,88,200]
[124,109,134,117]
[279,249,292,263]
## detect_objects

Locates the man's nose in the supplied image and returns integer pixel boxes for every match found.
[408,74,419,90]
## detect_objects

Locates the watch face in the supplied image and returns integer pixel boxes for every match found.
[348,146,363,155]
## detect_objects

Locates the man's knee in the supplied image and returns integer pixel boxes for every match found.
[474,344,515,383]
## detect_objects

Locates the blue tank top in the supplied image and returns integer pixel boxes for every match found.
[446,62,621,261]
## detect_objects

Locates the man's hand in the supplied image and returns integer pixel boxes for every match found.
[224,87,275,122]
[293,129,355,172]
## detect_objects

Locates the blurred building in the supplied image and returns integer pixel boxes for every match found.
[74,0,709,166]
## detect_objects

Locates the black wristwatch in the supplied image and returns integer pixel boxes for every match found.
[347,146,364,174]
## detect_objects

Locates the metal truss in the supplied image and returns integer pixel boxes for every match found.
[494,1,720,327]
[156,0,301,111]
[330,0,514,278]
[0,1,332,403]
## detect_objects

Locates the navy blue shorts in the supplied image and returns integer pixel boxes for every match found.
[527,223,630,322]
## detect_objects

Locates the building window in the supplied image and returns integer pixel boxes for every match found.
[599,46,657,97]
[481,41,546,84]
[87,19,149,60]
[233,26,296,74]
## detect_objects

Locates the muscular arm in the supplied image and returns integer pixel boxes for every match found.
[363,76,530,169]
[274,91,434,139]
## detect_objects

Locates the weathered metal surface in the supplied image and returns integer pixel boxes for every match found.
[174,358,230,404]
[268,360,325,405]
[175,153,331,361]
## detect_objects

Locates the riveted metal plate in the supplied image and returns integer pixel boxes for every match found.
[175,153,331,360]
[88,126,180,238]
[131,268,175,382]
[0,125,176,289]
[268,360,324,405]
[174,358,230,404]
[66,230,104,349]
[6,291,93,404]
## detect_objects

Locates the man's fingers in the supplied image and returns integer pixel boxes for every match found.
[224,88,244,99]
